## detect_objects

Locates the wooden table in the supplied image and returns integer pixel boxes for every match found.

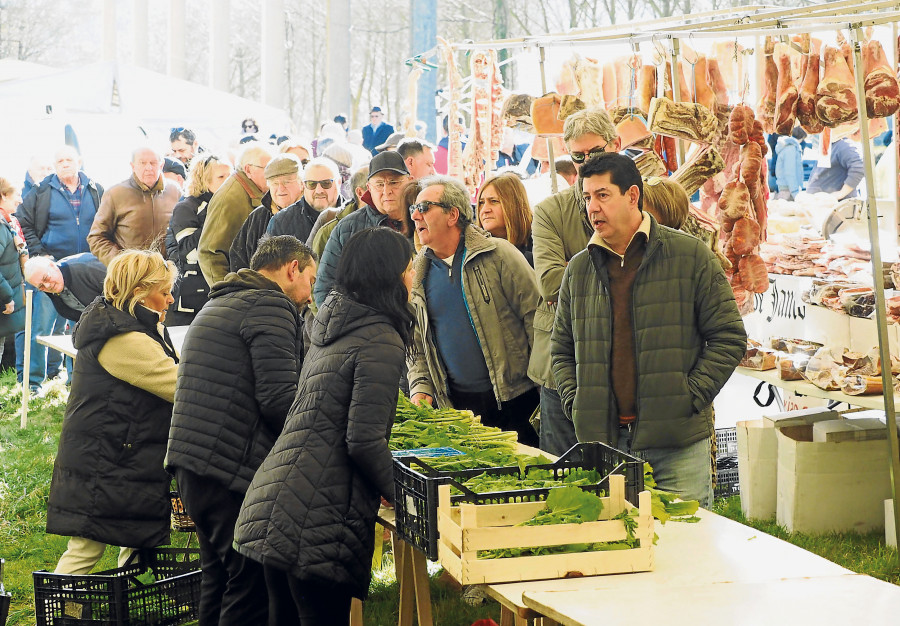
[486,507,890,625]
[35,325,189,360]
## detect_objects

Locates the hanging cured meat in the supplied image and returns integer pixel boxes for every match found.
[557,56,579,95]
[461,50,503,188]
[740,142,763,199]
[739,254,769,293]
[713,41,742,95]
[863,39,900,118]
[694,55,717,112]
[614,56,637,109]
[707,58,729,108]
[757,37,778,133]
[728,104,754,145]
[530,93,565,135]
[573,55,605,109]
[501,94,535,132]
[717,180,752,221]
[731,217,761,256]
[671,145,725,197]
[797,41,825,134]
[816,45,858,127]
[648,96,718,142]
[639,65,657,115]
[664,61,693,103]
[438,37,465,180]
[774,44,799,135]
[602,63,617,109]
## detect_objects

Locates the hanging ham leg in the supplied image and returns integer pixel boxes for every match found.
[757,36,778,133]
[740,142,763,199]
[639,65,657,115]
[775,44,799,135]
[863,39,900,118]
[797,43,825,134]
[694,55,717,112]
[816,45,858,127]
[707,58,729,107]
[728,104,754,145]
[602,63,617,110]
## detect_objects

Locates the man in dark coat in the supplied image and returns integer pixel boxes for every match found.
[23,253,106,322]
[362,106,395,155]
[165,235,317,626]
[264,157,341,247]
[229,154,304,273]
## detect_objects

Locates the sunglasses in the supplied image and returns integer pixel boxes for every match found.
[409,200,451,217]
[304,179,334,190]
[300,159,310,167]
[570,144,609,164]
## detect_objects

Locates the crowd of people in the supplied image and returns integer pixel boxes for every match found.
[1,104,750,625]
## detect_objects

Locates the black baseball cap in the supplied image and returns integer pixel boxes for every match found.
[367,151,409,180]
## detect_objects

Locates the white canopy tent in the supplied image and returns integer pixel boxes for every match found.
[0,60,293,187]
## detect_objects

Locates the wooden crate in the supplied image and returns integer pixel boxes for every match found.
[437,474,654,584]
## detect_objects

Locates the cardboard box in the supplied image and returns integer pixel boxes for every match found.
[776,425,893,533]
[812,418,888,442]
[739,408,840,521]
[763,407,840,429]
[804,304,851,348]
[737,420,778,520]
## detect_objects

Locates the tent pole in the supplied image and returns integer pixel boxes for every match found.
[850,24,900,559]
[538,45,559,196]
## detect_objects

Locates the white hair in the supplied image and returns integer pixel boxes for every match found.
[302,157,340,181]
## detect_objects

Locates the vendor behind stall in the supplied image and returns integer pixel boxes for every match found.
[806,125,864,200]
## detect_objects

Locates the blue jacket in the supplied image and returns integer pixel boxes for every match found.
[17,172,102,259]
[362,122,395,155]
[313,205,395,306]
[774,136,804,195]
[806,139,864,197]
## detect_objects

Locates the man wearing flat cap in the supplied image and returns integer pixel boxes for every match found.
[407,175,541,448]
[362,106,395,155]
[229,153,305,273]
[313,150,410,305]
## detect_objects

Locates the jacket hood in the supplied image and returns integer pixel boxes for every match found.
[311,290,389,347]
[208,268,285,300]
[775,136,801,154]
[72,297,159,350]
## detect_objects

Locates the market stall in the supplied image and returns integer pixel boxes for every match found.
[396,0,900,596]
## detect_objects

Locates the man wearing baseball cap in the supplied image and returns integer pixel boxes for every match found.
[312,150,410,306]
[362,106,395,155]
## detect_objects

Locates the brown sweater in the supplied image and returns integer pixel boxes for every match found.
[587,213,651,425]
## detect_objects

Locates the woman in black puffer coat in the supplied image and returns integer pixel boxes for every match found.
[47,250,178,574]
[234,227,414,625]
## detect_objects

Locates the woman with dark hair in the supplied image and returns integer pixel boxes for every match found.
[234,227,414,625]
[476,172,534,265]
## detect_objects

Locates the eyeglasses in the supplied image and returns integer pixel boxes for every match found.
[304,179,334,190]
[570,144,609,164]
[409,200,451,217]
[300,159,310,167]
[369,179,404,193]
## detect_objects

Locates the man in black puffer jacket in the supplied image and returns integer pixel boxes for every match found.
[165,235,317,626]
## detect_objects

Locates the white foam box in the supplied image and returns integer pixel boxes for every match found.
[803,304,851,348]
[847,315,900,357]
[737,409,839,521]
[776,424,893,534]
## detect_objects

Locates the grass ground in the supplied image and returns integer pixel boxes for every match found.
[0,369,896,625]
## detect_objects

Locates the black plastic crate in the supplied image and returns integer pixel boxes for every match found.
[393,442,645,560]
[33,549,200,626]
[715,427,738,459]
[715,455,740,499]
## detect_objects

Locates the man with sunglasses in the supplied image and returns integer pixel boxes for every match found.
[264,157,341,248]
[198,144,272,285]
[529,107,621,457]
[312,151,411,306]
[362,106,395,155]
[229,154,305,273]
[407,175,541,447]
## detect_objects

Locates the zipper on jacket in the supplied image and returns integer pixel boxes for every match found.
[473,266,490,303]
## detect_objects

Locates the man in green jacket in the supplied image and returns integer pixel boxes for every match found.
[550,153,746,507]
[408,175,540,447]
[531,107,621,456]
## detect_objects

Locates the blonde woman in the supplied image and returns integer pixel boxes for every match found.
[0,177,27,358]
[47,250,179,574]
[641,176,690,229]
[476,172,534,265]
[164,154,231,325]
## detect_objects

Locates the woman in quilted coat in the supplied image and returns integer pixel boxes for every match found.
[234,227,414,625]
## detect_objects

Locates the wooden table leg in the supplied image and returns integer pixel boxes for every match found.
[410,546,433,626]
[349,598,364,626]
[499,606,515,626]
[394,533,414,626]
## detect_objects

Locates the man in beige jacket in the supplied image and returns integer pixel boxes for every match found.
[87,147,180,265]
[198,144,272,285]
